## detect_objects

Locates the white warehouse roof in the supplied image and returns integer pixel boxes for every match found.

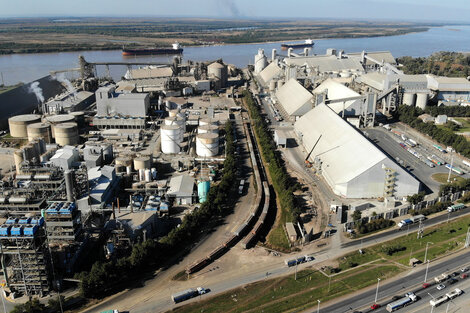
[167,175,195,197]
[348,51,397,66]
[294,104,420,198]
[258,62,282,85]
[427,75,470,92]
[275,78,314,116]
[285,55,364,73]
[313,79,363,115]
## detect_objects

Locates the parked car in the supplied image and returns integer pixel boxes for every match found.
[437,284,446,290]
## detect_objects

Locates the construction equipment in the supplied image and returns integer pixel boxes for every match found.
[305,135,322,167]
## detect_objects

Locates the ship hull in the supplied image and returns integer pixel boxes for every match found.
[122,48,183,56]
[281,43,314,50]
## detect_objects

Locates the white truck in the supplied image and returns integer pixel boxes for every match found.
[445,288,463,299]
[435,273,449,283]
[430,295,449,307]
[386,292,418,312]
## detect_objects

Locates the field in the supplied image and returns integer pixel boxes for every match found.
[173,214,470,313]
[0,17,440,54]
[432,173,465,184]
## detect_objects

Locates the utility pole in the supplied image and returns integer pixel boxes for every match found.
[374,278,381,303]
[295,261,298,281]
[424,260,430,282]
[328,276,331,293]
[465,227,470,248]
[447,148,454,183]
[317,299,320,313]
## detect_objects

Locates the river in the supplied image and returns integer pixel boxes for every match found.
[1,25,470,85]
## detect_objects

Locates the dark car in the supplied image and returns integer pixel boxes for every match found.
[447,278,458,285]
[452,272,460,277]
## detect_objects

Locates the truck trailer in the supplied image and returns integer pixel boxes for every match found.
[386,294,417,312]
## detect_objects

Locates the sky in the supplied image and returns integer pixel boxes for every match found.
[1,0,470,22]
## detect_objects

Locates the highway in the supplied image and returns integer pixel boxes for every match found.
[322,250,470,313]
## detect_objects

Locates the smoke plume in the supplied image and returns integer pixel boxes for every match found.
[28,81,44,103]
[226,0,240,17]
[55,73,74,93]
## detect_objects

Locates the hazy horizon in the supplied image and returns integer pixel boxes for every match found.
[1,0,470,22]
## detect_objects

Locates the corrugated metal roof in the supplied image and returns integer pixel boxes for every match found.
[258,62,282,85]
[285,55,364,73]
[167,175,195,196]
[348,51,396,66]
[275,78,313,116]
[126,67,174,79]
[313,79,362,114]
[427,75,470,91]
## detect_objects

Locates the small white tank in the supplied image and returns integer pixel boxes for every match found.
[196,133,219,157]
[161,125,182,154]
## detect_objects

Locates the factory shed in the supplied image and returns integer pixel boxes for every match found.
[258,62,282,85]
[125,66,174,79]
[427,76,470,92]
[313,79,363,116]
[275,78,313,117]
[167,175,195,205]
[348,51,397,66]
[294,104,420,198]
[284,55,364,73]
[49,146,80,170]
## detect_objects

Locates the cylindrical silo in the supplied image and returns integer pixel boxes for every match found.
[139,169,145,181]
[168,109,179,117]
[134,156,151,170]
[271,49,277,62]
[208,62,227,87]
[196,133,219,157]
[64,170,74,202]
[14,149,24,174]
[8,114,42,138]
[199,118,218,127]
[23,144,40,164]
[254,49,268,74]
[198,180,210,203]
[116,156,132,168]
[46,114,76,138]
[288,48,294,57]
[197,125,219,134]
[164,116,186,132]
[165,100,172,111]
[269,80,277,92]
[161,125,182,154]
[70,111,85,127]
[151,168,157,180]
[304,47,310,56]
[402,92,416,106]
[416,93,428,110]
[27,122,52,143]
[144,169,151,182]
[53,123,79,146]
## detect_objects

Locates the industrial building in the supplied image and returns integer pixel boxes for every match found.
[294,104,421,198]
[96,85,150,117]
[274,78,314,118]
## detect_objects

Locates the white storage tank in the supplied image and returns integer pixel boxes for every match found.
[207,62,227,87]
[8,114,42,138]
[14,149,24,174]
[53,123,79,146]
[134,156,151,170]
[254,49,268,74]
[27,122,52,143]
[403,92,416,106]
[199,118,218,127]
[164,116,186,132]
[161,125,182,154]
[144,169,151,182]
[196,133,219,157]
[197,125,219,134]
[416,93,428,110]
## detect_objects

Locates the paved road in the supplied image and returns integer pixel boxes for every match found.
[322,250,470,313]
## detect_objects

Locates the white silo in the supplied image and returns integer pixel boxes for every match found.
[254,49,267,74]
[403,92,416,106]
[196,133,219,157]
[161,125,182,154]
[144,169,151,182]
[288,48,294,58]
[197,125,219,134]
[208,62,227,88]
[165,116,186,132]
[199,118,218,127]
[416,93,428,110]
[271,49,277,62]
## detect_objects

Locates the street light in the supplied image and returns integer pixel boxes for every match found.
[374,278,381,303]
[424,242,433,263]
[424,260,430,282]
[317,299,320,313]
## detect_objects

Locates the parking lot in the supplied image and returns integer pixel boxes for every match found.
[365,127,467,194]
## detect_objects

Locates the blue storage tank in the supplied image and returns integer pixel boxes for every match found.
[46,207,59,215]
[31,217,44,226]
[160,201,170,212]
[0,225,11,237]
[59,207,72,214]
[19,217,32,224]
[6,217,18,224]
[23,225,38,236]
[11,225,23,236]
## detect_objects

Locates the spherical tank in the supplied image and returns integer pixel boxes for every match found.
[27,123,52,143]
[197,125,219,134]
[199,118,218,127]
[403,92,416,106]
[53,122,79,146]
[46,114,76,138]
[416,93,428,110]
[207,62,227,87]
[161,125,182,154]
[8,114,42,138]
[134,156,151,170]
[14,149,24,174]
[196,133,219,157]
[164,116,185,132]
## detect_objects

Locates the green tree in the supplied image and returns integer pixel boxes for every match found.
[11,299,46,313]
[352,210,362,221]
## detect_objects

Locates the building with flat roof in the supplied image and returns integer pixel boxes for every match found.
[96,85,150,117]
[167,175,195,205]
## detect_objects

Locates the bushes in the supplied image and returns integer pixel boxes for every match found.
[407,192,425,205]
[418,201,452,216]
[357,218,395,234]
[381,245,406,256]
[242,90,299,222]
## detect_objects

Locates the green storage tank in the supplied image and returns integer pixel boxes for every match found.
[198,181,210,203]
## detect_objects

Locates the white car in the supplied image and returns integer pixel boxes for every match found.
[437,284,446,290]
[461,267,468,273]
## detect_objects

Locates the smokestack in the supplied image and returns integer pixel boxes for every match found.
[112,202,116,220]
[65,170,74,202]
[117,197,120,213]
